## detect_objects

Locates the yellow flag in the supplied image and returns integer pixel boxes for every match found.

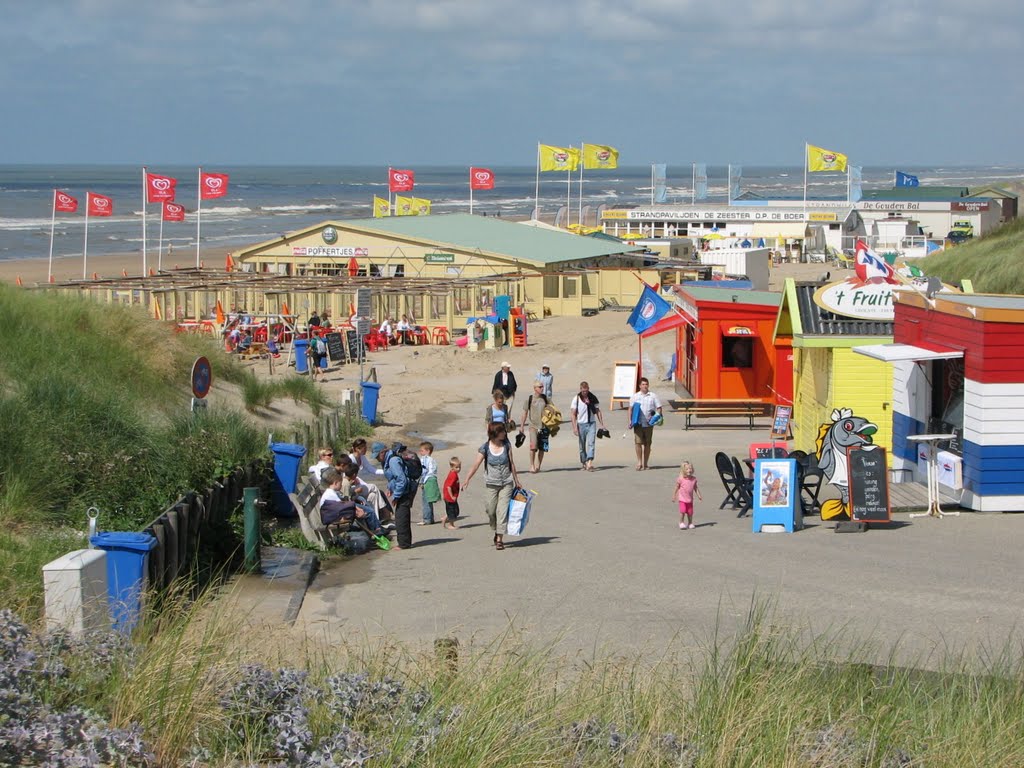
[583,143,619,170]
[412,197,431,215]
[539,144,580,172]
[372,195,390,217]
[394,195,415,216]
[807,144,848,172]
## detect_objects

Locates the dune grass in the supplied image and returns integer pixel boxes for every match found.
[4,597,1023,766]
[921,217,1024,294]
[0,285,349,614]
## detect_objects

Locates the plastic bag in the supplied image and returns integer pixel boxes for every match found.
[507,487,535,536]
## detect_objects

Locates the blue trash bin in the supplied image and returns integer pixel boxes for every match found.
[360,381,381,424]
[89,531,157,633]
[270,442,306,516]
[294,338,309,373]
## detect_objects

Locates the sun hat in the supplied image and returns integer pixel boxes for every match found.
[501,361,511,368]
[371,441,388,455]
[541,363,550,369]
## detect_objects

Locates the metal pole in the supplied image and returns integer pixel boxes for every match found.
[243,487,261,572]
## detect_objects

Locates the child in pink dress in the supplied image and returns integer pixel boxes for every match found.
[672,461,702,529]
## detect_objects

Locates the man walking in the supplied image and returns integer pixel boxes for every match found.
[492,361,518,414]
[570,381,606,472]
[629,377,663,471]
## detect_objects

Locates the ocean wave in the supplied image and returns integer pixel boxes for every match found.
[198,206,253,216]
[0,217,55,230]
[260,204,338,213]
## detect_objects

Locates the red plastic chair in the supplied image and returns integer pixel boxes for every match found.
[375,330,390,350]
[412,327,429,345]
[431,327,450,345]
[363,333,380,352]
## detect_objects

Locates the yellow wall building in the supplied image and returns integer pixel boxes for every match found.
[775,278,894,454]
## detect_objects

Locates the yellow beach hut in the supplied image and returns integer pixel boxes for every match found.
[773,277,895,456]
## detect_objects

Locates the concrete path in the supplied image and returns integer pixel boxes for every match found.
[294,402,1024,666]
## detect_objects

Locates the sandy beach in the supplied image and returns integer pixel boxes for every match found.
[0,246,235,285]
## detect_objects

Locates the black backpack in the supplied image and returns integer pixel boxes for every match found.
[390,443,423,482]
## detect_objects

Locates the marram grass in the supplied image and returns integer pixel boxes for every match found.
[4,595,1021,766]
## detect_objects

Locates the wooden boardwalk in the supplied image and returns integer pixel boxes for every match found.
[889,479,962,513]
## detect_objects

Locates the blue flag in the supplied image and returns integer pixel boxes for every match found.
[895,171,919,187]
[653,163,668,203]
[627,284,671,334]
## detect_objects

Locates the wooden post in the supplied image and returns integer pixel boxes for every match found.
[150,522,167,591]
[165,509,180,582]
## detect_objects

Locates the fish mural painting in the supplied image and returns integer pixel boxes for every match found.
[815,408,878,521]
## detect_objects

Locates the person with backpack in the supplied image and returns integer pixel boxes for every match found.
[308,333,328,378]
[462,421,521,551]
[519,381,550,473]
[373,441,419,550]
[570,381,607,472]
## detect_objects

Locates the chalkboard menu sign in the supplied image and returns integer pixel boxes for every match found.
[325,332,345,362]
[345,329,364,359]
[848,445,890,523]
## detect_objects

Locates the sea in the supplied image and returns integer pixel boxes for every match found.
[1,163,1021,263]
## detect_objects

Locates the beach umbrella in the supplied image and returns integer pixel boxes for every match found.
[704,232,724,240]
[757,237,766,248]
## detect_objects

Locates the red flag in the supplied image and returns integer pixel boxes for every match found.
[470,167,495,190]
[388,168,415,192]
[87,193,113,216]
[146,172,177,203]
[54,190,78,213]
[200,172,230,199]
[162,202,186,221]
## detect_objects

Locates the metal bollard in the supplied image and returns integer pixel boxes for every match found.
[243,487,262,572]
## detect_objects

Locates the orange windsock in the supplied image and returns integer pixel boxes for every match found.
[215,299,226,325]
[225,253,234,272]
[15,276,23,286]
[122,269,128,277]
[153,301,162,320]
[92,272,98,280]
[282,301,291,316]
[48,275,55,284]
[200,261,205,269]
[149,268,155,276]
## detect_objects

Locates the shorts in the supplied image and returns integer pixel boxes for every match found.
[678,501,694,515]
[633,425,654,447]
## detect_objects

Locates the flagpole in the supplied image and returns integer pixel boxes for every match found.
[578,141,585,227]
[141,166,148,278]
[469,167,474,215]
[83,196,90,280]
[533,143,541,221]
[195,167,202,268]
[48,189,56,283]
[158,207,164,272]
[803,142,808,217]
[727,164,732,204]
[691,163,696,205]
[566,147,572,228]
[387,166,392,213]
[847,163,851,204]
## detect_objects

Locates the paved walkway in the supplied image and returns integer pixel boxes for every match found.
[285,402,1024,667]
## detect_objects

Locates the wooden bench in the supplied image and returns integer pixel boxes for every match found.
[669,399,773,430]
[289,477,352,550]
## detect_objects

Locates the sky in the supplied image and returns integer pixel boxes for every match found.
[2,0,1022,167]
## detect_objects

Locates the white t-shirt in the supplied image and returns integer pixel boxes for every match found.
[570,394,597,424]
[379,320,392,336]
[419,453,437,482]
[319,487,342,505]
[396,319,412,332]
[349,452,384,480]
[308,461,331,482]
[629,391,662,419]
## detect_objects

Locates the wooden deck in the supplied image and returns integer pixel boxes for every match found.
[889,479,962,513]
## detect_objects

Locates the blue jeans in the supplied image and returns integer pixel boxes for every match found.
[422,494,435,524]
[354,503,382,534]
[577,421,596,464]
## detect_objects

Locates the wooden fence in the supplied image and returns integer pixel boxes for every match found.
[140,401,369,594]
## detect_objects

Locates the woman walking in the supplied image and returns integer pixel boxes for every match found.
[463,421,521,551]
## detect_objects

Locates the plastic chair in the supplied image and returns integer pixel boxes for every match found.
[363,333,380,352]
[412,327,429,345]
[715,452,743,511]
[375,330,390,350]
[431,326,450,345]
[797,455,826,516]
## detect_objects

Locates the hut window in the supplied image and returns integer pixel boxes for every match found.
[543,276,560,298]
[722,338,753,369]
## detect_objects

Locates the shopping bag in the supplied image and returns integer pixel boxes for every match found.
[506,487,535,536]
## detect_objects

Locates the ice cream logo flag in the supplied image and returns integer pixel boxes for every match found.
[583,144,619,170]
[807,144,848,172]
[539,145,580,172]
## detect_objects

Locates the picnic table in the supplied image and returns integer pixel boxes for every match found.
[668,398,773,430]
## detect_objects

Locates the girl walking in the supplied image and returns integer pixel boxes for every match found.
[673,461,702,529]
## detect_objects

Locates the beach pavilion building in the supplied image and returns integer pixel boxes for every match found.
[228,213,694,324]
